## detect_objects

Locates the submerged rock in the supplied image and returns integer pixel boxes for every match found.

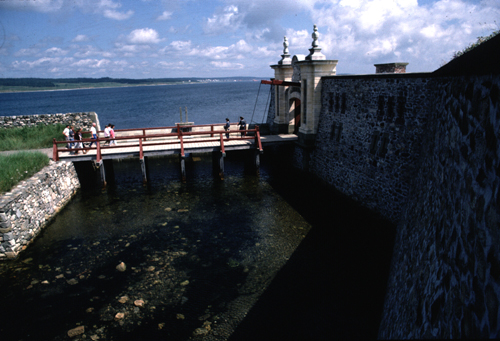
[116,262,126,272]
[67,326,85,338]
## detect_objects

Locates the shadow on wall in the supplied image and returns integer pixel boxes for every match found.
[229,146,396,340]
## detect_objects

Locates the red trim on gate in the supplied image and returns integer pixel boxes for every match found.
[261,79,301,87]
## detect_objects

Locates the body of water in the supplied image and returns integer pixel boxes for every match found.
[0,84,395,340]
[0,82,271,129]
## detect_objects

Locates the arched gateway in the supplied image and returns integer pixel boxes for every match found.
[269,25,338,143]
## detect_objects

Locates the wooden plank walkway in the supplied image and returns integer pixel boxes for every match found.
[57,134,298,162]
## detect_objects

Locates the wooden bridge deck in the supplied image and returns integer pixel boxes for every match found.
[57,133,298,162]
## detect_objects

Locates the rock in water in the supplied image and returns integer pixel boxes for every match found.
[134,299,145,307]
[116,262,126,272]
[67,326,85,337]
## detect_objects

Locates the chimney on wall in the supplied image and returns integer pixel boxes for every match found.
[374,62,409,74]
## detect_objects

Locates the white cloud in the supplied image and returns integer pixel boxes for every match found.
[12,57,74,70]
[72,35,89,42]
[127,28,162,44]
[211,61,244,69]
[73,45,114,58]
[157,11,173,21]
[72,58,111,68]
[203,5,242,35]
[14,48,40,57]
[103,8,134,20]
[45,47,68,56]
[169,40,192,51]
[0,0,64,12]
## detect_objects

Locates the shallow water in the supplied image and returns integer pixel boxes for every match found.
[0,146,395,340]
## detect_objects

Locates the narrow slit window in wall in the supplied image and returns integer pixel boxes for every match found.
[330,121,337,140]
[336,122,343,142]
[379,132,390,157]
[341,93,347,114]
[370,131,381,154]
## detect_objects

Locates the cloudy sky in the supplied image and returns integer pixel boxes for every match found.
[0,0,498,79]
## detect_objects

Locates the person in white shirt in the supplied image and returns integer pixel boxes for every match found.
[88,123,97,149]
[63,125,70,148]
[103,124,111,145]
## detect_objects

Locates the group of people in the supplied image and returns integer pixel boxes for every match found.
[224,116,247,139]
[62,122,115,154]
[103,123,117,146]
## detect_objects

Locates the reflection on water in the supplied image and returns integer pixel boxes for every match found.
[0,146,396,340]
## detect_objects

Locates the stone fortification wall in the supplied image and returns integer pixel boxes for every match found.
[308,74,433,223]
[379,74,500,338]
[0,161,80,259]
[0,112,100,131]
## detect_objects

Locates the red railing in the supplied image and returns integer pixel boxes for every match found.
[52,123,262,162]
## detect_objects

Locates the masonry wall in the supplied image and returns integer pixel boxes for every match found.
[308,74,433,223]
[0,112,99,130]
[0,161,80,259]
[378,74,500,338]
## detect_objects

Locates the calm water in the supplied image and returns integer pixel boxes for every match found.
[0,85,395,340]
[0,82,271,129]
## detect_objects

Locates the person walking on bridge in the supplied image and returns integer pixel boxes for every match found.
[237,116,246,137]
[88,122,97,150]
[103,123,111,145]
[109,124,117,146]
[224,118,230,139]
[63,124,71,149]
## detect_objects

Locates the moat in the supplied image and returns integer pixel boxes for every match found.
[0,147,395,340]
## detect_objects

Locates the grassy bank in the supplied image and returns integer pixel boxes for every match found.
[0,152,50,193]
[0,123,66,151]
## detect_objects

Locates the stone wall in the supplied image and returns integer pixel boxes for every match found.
[0,112,100,131]
[0,161,80,259]
[379,74,500,338]
[307,73,433,223]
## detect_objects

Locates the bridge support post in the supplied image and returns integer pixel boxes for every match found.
[219,152,225,180]
[95,160,107,188]
[180,155,186,183]
[254,149,262,175]
[140,157,149,184]
[211,151,225,180]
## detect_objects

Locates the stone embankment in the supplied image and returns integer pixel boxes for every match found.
[0,161,80,259]
[0,112,99,130]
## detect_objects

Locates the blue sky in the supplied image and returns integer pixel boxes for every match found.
[0,0,498,79]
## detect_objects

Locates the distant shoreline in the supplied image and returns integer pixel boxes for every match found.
[0,79,262,94]
[0,82,198,94]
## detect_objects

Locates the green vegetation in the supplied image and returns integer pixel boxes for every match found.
[0,152,50,194]
[452,29,500,60]
[0,123,66,151]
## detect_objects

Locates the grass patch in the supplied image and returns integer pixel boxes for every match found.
[0,123,67,151]
[0,152,50,194]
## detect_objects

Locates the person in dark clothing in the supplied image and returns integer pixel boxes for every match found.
[74,127,83,154]
[224,118,230,138]
[68,126,75,151]
[237,116,246,137]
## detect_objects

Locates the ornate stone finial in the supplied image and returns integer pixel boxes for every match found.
[306,24,325,61]
[311,25,319,48]
[283,36,289,55]
[279,35,292,65]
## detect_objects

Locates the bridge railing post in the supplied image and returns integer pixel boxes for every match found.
[176,124,185,157]
[255,125,263,153]
[52,138,59,161]
[96,136,102,162]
